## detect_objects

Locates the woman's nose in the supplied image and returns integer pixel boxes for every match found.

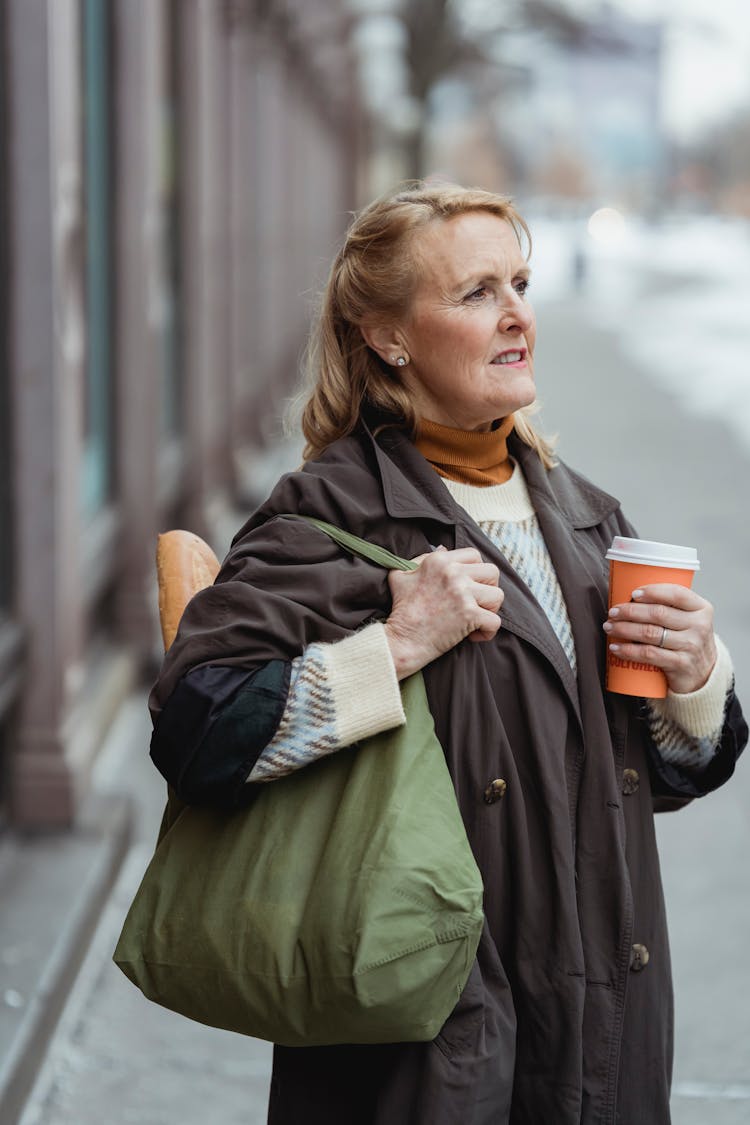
[498,292,533,335]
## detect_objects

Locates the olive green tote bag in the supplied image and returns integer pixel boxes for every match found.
[114,518,484,1047]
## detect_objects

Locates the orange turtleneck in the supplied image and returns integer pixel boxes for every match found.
[414,416,514,486]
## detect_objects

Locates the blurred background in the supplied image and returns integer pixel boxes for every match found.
[1,1,749,1122]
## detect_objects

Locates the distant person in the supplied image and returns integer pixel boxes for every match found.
[572,237,588,290]
[150,182,746,1124]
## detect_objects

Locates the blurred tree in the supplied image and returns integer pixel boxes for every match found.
[401,0,638,178]
[691,112,750,216]
[533,145,590,200]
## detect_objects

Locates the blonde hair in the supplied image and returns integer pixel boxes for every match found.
[298,181,556,468]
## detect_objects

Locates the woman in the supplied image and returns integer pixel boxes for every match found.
[150,183,746,1124]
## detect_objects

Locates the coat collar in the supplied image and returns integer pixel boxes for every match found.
[368,422,457,525]
[366,420,621,534]
[511,436,621,530]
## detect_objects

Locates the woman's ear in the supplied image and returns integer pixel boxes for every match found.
[360,322,406,367]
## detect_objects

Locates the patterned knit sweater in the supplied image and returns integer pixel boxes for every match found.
[248,463,732,783]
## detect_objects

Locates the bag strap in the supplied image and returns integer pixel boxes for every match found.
[282,515,418,573]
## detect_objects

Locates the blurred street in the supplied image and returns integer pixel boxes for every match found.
[15,279,750,1125]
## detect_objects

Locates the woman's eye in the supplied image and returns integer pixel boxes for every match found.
[465,286,489,302]
[514,278,530,297]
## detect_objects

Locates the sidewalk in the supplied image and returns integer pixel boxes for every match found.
[11,294,750,1125]
[537,298,750,1124]
[15,703,274,1125]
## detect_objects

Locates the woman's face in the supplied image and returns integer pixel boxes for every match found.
[398,211,536,432]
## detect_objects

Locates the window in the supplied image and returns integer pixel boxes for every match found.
[81,0,114,515]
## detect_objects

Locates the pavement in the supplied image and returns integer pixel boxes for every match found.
[14,696,273,1125]
[5,287,750,1124]
[536,297,750,1125]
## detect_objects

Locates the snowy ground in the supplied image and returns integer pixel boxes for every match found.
[528,212,750,450]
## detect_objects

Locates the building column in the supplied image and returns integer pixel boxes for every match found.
[7,0,86,827]
[225,0,258,465]
[179,0,231,538]
[252,39,291,443]
[112,0,167,660]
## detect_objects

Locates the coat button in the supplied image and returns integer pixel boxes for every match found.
[622,768,640,796]
[484,778,507,805]
[630,943,650,972]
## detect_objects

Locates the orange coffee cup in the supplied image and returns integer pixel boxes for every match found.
[605,536,700,698]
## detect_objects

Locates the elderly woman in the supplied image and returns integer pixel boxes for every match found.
[150,183,746,1125]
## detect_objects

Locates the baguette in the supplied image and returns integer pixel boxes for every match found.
[156,530,221,652]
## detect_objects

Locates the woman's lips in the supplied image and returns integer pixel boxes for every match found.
[490,348,527,367]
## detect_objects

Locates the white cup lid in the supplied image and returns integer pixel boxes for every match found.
[605,536,700,571]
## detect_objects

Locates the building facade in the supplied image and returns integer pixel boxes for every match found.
[0,0,363,829]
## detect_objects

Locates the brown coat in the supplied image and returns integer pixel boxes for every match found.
[154,420,745,1125]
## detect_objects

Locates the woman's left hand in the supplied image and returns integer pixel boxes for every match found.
[603,583,717,695]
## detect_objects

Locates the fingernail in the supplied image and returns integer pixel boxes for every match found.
[603,622,613,633]
[609,643,621,652]
[608,607,620,618]
[632,589,644,600]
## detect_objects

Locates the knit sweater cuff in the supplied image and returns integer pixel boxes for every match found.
[653,634,733,738]
[325,622,406,745]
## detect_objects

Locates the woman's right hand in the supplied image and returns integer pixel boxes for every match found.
[383,547,504,680]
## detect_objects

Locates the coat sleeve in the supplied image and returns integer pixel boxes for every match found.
[645,686,747,811]
[150,623,406,807]
[148,507,392,721]
[147,497,394,807]
[149,660,292,808]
